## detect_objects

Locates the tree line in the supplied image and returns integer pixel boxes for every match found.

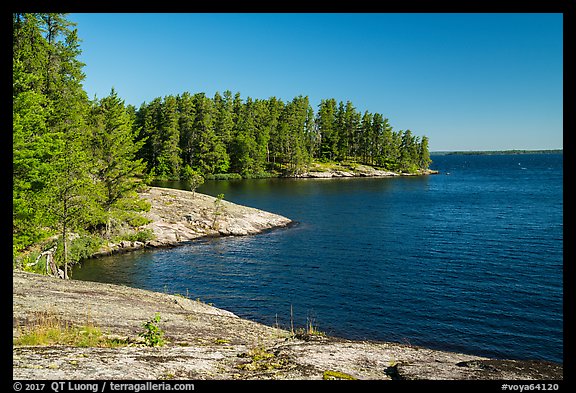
[13,13,150,274]
[135,93,431,179]
[12,13,431,275]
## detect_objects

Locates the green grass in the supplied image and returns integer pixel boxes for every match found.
[14,311,128,348]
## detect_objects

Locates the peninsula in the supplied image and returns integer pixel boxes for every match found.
[89,186,293,258]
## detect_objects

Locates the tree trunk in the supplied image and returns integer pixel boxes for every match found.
[48,252,58,277]
[62,223,69,279]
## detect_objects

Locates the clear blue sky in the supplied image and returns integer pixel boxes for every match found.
[68,13,563,152]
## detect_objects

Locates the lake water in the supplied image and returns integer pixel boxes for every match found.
[72,153,563,363]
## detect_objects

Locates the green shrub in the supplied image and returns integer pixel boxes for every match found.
[139,313,165,347]
[127,215,152,228]
[52,235,103,267]
[241,171,278,179]
[131,228,155,242]
[116,228,155,243]
[401,163,419,174]
[18,250,44,274]
[204,173,243,181]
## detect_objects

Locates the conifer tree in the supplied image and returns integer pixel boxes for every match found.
[418,136,432,169]
[230,97,259,175]
[88,88,147,237]
[13,14,152,274]
[192,93,229,174]
[316,98,338,161]
[13,13,93,275]
[158,95,182,178]
[178,92,197,169]
[214,90,235,146]
[267,97,285,167]
[360,111,374,164]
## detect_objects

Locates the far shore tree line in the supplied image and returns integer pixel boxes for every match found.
[12,13,431,277]
[135,93,432,180]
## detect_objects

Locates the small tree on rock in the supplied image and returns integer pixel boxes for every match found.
[181,165,204,198]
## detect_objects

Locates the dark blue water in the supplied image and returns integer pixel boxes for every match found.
[72,154,563,363]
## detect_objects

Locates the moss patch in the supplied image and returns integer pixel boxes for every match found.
[323,370,358,380]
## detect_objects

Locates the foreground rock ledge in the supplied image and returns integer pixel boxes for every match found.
[13,271,562,380]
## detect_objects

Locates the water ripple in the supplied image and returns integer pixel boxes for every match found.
[73,154,563,363]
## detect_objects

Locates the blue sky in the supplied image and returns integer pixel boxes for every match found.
[69,13,563,151]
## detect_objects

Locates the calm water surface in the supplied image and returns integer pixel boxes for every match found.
[73,154,563,363]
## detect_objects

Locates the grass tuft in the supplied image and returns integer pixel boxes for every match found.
[14,310,128,348]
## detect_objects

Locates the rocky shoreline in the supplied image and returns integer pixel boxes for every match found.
[13,271,563,380]
[296,163,439,178]
[89,186,293,258]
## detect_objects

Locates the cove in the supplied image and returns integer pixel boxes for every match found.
[73,154,563,364]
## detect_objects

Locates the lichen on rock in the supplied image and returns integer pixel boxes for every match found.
[13,271,563,380]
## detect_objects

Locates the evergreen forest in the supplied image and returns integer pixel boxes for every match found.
[13,13,431,275]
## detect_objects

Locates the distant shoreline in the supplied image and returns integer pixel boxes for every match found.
[431,149,562,156]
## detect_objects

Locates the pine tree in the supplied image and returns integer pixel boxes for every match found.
[418,136,432,169]
[267,97,285,167]
[158,95,182,178]
[13,13,95,277]
[213,90,235,146]
[230,97,258,175]
[305,104,318,160]
[13,58,51,253]
[335,101,347,160]
[344,101,361,161]
[277,96,312,175]
[252,99,272,172]
[88,88,147,237]
[369,113,384,166]
[191,93,229,174]
[316,98,338,161]
[360,111,373,164]
[44,116,95,278]
[135,98,163,174]
[379,120,395,168]
[400,129,419,172]
[181,165,204,198]
[177,92,197,169]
